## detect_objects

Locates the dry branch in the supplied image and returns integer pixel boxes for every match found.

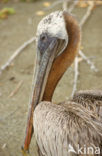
[68,0,79,13]
[0,37,36,75]
[71,56,79,97]
[63,0,69,11]
[79,50,98,72]
[71,1,96,96]
[8,80,23,97]
[80,1,94,27]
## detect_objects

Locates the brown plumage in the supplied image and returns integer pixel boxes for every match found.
[43,11,80,101]
[22,11,102,156]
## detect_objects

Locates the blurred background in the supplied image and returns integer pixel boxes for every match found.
[0,0,102,155]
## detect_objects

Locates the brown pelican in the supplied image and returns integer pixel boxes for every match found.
[22,11,102,156]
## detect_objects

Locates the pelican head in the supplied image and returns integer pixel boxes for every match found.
[32,11,68,108]
[36,11,68,55]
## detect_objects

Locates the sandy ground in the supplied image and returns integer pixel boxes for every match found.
[0,1,102,156]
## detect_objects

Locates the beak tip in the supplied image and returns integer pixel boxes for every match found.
[21,146,29,156]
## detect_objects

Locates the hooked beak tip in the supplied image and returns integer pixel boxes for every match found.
[21,146,29,156]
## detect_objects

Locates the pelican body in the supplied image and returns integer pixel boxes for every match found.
[22,11,102,156]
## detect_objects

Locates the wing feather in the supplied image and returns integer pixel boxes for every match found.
[72,90,102,120]
[34,101,102,156]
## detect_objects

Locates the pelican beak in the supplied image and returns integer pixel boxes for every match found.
[31,37,59,108]
[22,36,65,153]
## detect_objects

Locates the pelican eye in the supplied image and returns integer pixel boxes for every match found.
[38,33,55,54]
[41,35,47,42]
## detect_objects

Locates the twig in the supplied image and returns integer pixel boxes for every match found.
[62,0,69,11]
[2,144,11,156]
[0,37,36,75]
[80,1,94,27]
[71,56,79,97]
[69,0,79,13]
[71,1,95,96]
[8,80,23,97]
[62,0,79,12]
[79,50,98,72]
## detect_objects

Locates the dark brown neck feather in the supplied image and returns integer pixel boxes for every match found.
[43,11,81,101]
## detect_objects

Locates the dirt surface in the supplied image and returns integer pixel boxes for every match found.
[0,1,102,156]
